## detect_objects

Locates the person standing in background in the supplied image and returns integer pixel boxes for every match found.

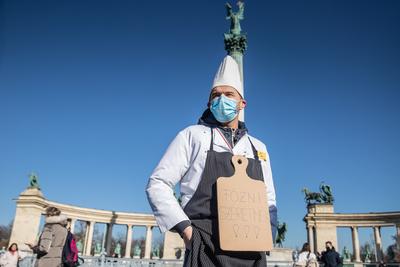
[26,206,68,267]
[296,243,319,267]
[0,243,22,267]
[321,241,342,267]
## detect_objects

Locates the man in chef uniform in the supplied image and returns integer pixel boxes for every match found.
[146,55,277,266]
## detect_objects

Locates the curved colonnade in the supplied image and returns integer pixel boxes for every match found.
[304,204,400,263]
[9,188,183,260]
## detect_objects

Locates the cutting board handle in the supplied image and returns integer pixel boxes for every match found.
[231,155,248,180]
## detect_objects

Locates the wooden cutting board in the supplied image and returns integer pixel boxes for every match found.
[217,155,273,251]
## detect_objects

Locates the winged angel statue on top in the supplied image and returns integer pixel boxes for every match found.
[226,1,244,36]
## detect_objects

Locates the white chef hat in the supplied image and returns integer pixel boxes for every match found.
[212,55,243,97]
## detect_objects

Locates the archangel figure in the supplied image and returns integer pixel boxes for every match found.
[29,172,40,189]
[226,1,244,36]
[224,1,247,54]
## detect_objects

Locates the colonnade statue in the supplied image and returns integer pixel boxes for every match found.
[133,244,141,258]
[114,243,121,257]
[152,245,160,258]
[302,182,334,204]
[29,172,40,190]
[342,246,351,262]
[94,242,102,255]
[76,240,83,254]
[275,222,287,248]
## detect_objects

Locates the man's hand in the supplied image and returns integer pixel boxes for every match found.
[182,226,193,250]
[24,243,34,249]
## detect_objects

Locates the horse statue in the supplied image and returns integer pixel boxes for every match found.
[275,222,287,247]
[302,188,323,204]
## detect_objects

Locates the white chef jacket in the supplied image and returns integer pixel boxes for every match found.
[146,124,276,233]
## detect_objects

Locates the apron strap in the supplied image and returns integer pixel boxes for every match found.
[248,137,259,160]
[209,127,214,151]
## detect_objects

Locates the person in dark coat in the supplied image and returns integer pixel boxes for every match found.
[321,241,342,267]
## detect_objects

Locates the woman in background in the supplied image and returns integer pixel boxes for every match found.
[26,206,68,267]
[296,242,319,267]
[0,243,21,267]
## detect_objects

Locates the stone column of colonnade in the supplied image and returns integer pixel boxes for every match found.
[351,226,361,262]
[374,226,383,262]
[105,223,113,255]
[125,225,133,258]
[84,221,95,256]
[69,218,77,233]
[144,226,153,258]
[397,224,400,248]
[307,226,315,253]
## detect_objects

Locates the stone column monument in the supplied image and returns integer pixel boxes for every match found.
[224,1,247,121]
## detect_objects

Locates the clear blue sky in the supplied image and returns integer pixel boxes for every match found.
[1,0,399,251]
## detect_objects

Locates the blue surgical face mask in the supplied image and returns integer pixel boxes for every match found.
[210,95,239,123]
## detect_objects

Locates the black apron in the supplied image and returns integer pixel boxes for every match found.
[183,128,267,267]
